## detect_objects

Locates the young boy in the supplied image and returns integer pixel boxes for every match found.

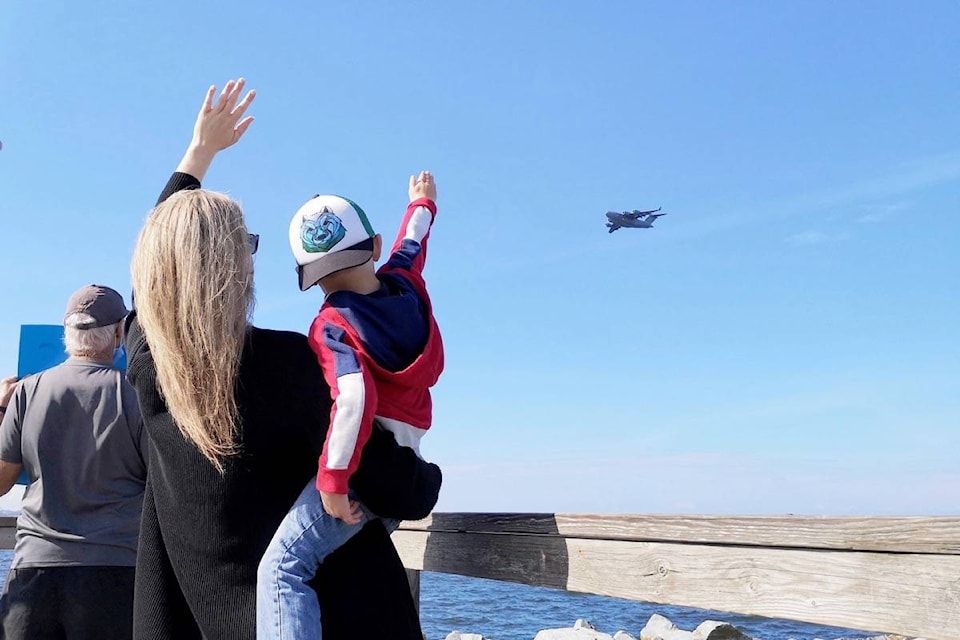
[257,171,443,639]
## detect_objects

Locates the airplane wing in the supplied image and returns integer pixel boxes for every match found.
[625,207,661,219]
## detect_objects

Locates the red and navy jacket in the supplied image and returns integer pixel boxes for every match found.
[307,197,443,495]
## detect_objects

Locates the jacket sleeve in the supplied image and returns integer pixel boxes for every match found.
[308,314,379,495]
[157,172,202,205]
[349,429,442,521]
[124,312,151,389]
[380,197,437,280]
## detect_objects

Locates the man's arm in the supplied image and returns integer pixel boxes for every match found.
[0,377,24,496]
[0,461,22,497]
[0,375,17,411]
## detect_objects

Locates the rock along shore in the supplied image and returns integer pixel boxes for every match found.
[443,613,921,640]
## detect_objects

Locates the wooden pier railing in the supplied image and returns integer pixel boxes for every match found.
[2,514,958,639]
[390,513,960,640]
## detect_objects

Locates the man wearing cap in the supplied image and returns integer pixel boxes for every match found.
[0,284,146,640]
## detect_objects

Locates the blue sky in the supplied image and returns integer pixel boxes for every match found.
[1,1,957,515]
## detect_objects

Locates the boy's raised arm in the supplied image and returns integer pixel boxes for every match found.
[382,171,438,276]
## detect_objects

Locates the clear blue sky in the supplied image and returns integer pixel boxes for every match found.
[1,1,957,515]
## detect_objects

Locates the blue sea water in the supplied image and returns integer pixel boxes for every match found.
[0,551,882,639]
[418,572,881,640]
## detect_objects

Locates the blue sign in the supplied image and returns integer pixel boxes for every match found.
[12,325,127,484]
[17,325,68,378]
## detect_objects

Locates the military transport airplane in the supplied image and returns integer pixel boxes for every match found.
[605,207,665,233]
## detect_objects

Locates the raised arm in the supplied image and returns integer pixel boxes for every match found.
[157,78,257,205]
[381,171,438,277]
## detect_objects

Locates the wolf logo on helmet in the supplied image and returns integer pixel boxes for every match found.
[301,207,347,253]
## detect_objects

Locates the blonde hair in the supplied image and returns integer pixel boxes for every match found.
[131,189,255,472]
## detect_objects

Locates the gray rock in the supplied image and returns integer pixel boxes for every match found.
[613,632,638,640]
[692,621,754,640]
[533,631,614,640]
[444,632,486,640]
[640,614,694,640]
[534,620,614,640]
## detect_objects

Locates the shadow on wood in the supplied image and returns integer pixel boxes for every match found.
[392,513,960,640]
[421,513,570,590]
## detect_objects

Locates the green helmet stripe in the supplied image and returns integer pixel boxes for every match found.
[337,195,375,237]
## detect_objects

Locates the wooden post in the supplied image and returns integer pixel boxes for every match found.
[405,568,421,616]
[0,516,15,551]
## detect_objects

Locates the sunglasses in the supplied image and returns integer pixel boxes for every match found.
[248,233,260,255]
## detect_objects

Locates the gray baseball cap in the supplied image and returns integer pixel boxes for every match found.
[63,285,129,329]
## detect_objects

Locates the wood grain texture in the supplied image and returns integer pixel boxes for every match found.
[400,513,960,554]
[392,529,960,640]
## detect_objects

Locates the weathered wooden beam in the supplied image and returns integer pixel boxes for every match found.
[405,568,421,616]
[391,529,960,640]
[5,513,957,639]
[400,513,960,554]
[0,517,15,550]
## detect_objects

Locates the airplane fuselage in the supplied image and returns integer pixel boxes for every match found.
[605,211,662,231]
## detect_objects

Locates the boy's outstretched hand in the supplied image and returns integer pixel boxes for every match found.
[320,490,363,525]
[408,170,437,203]
[175,78,256,182]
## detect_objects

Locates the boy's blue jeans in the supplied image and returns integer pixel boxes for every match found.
[256,479,400,640]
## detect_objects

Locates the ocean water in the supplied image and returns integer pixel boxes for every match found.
[0,551,882,640]
[418,572,881,640]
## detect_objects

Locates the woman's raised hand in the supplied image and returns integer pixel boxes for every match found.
[191,78,256,153]
[175,78,257,181]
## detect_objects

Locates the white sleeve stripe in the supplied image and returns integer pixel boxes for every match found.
[326,372,365,470]
[404,206,432,244]
[376,416,428,459]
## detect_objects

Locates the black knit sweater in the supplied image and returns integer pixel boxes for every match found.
[124,174,441,639]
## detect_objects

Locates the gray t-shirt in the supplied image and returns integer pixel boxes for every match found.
[0,358,146,568]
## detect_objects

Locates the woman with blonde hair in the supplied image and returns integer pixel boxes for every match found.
[126,79,440,640]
